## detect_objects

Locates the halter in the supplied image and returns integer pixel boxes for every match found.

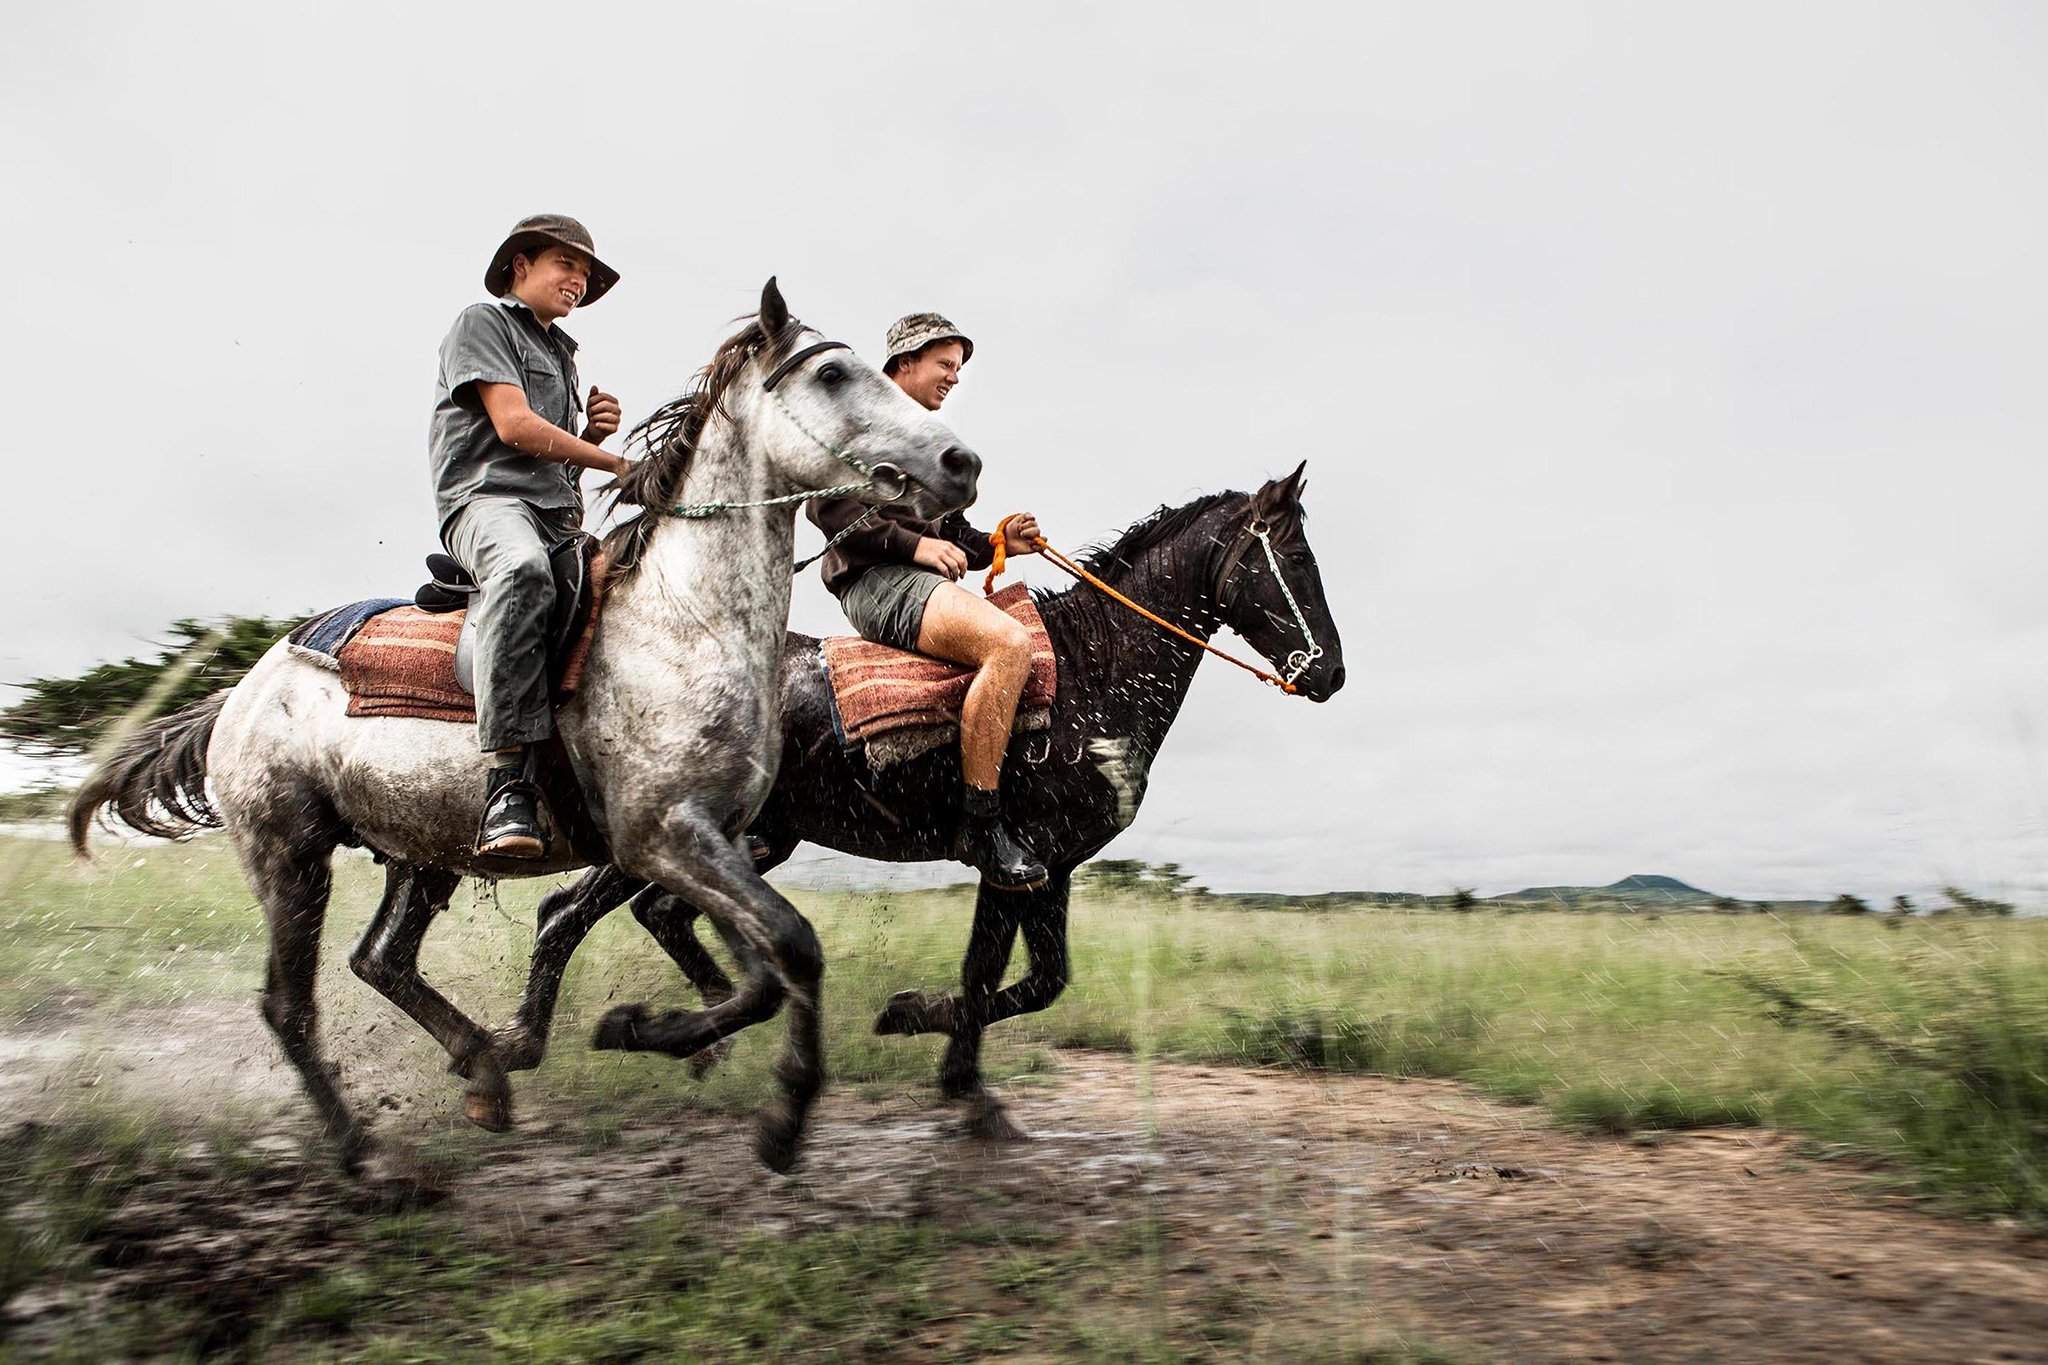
[667,327,910,536]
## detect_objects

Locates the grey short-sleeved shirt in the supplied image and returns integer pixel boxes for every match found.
[429,295,585,534]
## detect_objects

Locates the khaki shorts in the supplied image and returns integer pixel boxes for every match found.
[839,564,948,651]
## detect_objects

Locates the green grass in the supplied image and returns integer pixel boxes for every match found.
[88,1207,1215,1363]
[7,833,2048,1219]
[0,1107,177,1249]
[0,835,276,1020]
[5,831,2048,1358]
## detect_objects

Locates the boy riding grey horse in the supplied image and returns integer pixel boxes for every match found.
[430,215,629,857]
[806,314,1047,888]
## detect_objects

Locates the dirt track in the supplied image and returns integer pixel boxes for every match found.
[5,1009,2048,1362]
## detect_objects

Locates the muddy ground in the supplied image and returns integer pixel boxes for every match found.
[4,1006,2047,1362]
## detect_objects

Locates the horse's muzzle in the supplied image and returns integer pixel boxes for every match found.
[1295,661,1345,702]
[885,445,980,520]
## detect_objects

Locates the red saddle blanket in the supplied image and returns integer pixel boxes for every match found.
[821,583,1057,745]
[337,560,607,724]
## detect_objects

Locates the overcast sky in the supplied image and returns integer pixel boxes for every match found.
[4,2,2044,902]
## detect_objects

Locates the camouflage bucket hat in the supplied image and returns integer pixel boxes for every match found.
[484,214,621,306]
[883,312,974,366]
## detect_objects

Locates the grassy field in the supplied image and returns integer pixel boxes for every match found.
[3,832,2047,1358]
[5,833,2047,1211]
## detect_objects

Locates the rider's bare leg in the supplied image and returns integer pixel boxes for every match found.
[915,583,1046,888]
[916,584,1033,786]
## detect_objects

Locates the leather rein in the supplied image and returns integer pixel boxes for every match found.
[982,513,1320,696]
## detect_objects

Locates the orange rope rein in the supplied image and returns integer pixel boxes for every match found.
[983,514,1300,695]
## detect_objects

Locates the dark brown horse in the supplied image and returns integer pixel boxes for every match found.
[490,463,1344,1136]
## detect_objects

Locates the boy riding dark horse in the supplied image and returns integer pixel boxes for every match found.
[806,314,1047,888]
[429,215,629,858]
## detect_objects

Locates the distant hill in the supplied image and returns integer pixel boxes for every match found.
[1497,874,1718,907]
[1086,864,1845,915]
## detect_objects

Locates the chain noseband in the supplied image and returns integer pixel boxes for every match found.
[1239,519,1324,686]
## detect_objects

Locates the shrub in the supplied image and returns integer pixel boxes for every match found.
[1941,886,2016,918]
[1726,958,2048,1216]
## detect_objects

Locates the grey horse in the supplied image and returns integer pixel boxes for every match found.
[68,279,980,1175]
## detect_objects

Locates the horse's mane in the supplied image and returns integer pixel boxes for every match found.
[1071,490,1247,577]
[599,315,788,582]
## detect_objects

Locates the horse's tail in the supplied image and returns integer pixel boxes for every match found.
[67,690,230,858]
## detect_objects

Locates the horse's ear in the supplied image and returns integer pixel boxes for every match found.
[1254,459,1309,519]
[759,277,790,338]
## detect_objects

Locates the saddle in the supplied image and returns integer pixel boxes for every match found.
[820,583,1058,771]
[279,536,612,863]
[413,532,600,697]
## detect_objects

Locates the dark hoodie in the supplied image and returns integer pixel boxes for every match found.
[805,497,996,597]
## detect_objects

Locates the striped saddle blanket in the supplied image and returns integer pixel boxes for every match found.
[285,568,607,725]
[820,583,1057,770]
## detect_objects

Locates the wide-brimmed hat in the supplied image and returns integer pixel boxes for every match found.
[484,214,620,306]
[883,312,973,367]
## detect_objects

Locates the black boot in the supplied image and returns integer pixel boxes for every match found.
[478,763,548,859]
[952,785,1047,890]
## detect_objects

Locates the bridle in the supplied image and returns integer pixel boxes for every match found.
[761,338,851,392]
[1213,514,1325,687]
[668,326,915,531]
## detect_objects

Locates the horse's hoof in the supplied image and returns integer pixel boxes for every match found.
[873,990,938,1036]
[963,1096,1030,1144]
[592,1003,648,1051]
[463,1087,514,1133]
[335,1127,373,1177]
[754,1110,806,1174]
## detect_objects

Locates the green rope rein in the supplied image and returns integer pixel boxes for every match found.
[668,368,875,520]
[668,479,869,519]
[661,347,888,573]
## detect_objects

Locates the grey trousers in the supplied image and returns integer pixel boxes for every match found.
[442,497,583,753]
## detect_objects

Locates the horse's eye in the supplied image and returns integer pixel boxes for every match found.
[816,363,847,386]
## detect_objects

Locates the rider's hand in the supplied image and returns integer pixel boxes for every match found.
[582,386,622,445]
[913,537,970,580]
[1002,512,1042,557]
